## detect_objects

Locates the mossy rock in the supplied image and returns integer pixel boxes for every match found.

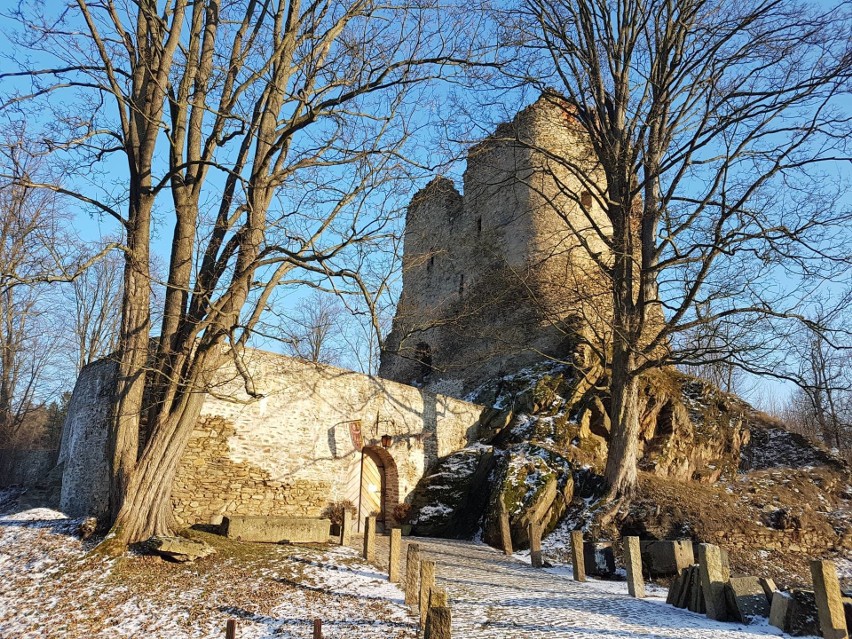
[482,443,574,549]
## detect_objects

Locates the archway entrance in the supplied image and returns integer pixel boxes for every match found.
[358,446,399,532]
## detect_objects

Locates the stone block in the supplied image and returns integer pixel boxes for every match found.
[583,541,616,577]
[725,576,771,623]
[389,528,402,583]
[698,543,728,621]
[363,515,377,562]
[666,570,684,606]
[404,544,421,606]
[571,531,586,582]
[810,560,849,639]
[640,540,694,577]
[760,577,778,604]
[624,537,644,598]
[419,559,436,629]
[770,590,821,637]
[424,606,452,639]
[529,522,543,568]
[221,516,330,543]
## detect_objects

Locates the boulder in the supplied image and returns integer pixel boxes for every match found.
[725,576,771,623]
[482,444,573,549]
[769,590,820,637]
[410,446,495,537]
[222,516,330,543]
[640,540,694,577]
[146,536,216,562]
[583,541,616,577]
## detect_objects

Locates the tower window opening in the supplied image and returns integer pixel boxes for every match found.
[459,274,464,297]
[477,217,482,235]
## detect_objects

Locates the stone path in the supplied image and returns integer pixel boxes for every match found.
[366,535,791,638]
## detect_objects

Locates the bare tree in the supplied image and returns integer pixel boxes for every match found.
[64,245,123,374]
[271,291,347,366]
[3,0,481,548]
[497,0,852,496]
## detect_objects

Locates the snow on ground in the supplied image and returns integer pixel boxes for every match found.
[0,490,417,639]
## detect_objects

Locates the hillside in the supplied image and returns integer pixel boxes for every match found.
[408,363,852,588]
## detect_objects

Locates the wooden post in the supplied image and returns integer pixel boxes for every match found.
[225,619,236,639]
[340,510,352,546]
[624,536,645,598]
[424,606,452,639]
[363,515,376,562]
[312,618,322,639]
[528,522,543,568]
[499,501,513,556]
[389,528,402,582]
[570,531,586,582]
[419,559,437,629]
[404,543,421,606]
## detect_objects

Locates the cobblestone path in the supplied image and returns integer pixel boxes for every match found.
[371,536,790,639]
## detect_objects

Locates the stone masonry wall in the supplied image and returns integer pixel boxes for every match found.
[59,349,485,526]
[173,349,484,527]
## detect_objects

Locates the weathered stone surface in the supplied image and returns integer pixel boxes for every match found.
[222,516,330,543]
[404,544,421,606]
[571,531,586,582]
[770,590,821,637]
[698,543,728,621]
[725,576,771,623]
[583,541,616,577]
[810,560,849,639]
[666,570,684,605]
[389,528,402,582]
[419,559,436,629]
[424,605,452,639]
[499,501,513,555]
[624,537,644,598]
[57,359,116,517]
[529,522,543,568]
[759,577,777,604]
[363,515,376,562]
[483,444,573,550]
[640,540,694,577]
[430,587,448,608]
[146,536,216,563]
[410,446,496,538]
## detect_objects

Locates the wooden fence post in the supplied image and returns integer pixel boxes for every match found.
[225,619,236,639]
[312,618,322,639]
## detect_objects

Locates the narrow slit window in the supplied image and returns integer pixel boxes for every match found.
[459,274,464,297]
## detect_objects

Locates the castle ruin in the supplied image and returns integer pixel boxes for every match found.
[379,95,613,395]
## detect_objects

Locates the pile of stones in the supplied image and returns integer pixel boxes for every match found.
[658,541,851,637]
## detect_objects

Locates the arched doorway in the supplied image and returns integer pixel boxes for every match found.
[358,446,399,532]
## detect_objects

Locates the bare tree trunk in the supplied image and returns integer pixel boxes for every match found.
[109,197,153,520]
[105,384,205,550]
[604,348,640,497]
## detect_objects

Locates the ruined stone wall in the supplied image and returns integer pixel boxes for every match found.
[380,96,612,394]
[173,349,484,526]
[59,349,485,525]
[57,358,116,517]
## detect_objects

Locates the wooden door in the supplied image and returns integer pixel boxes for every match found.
[359,450,385,530]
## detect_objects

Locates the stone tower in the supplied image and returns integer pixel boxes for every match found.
[379,95,612,395]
